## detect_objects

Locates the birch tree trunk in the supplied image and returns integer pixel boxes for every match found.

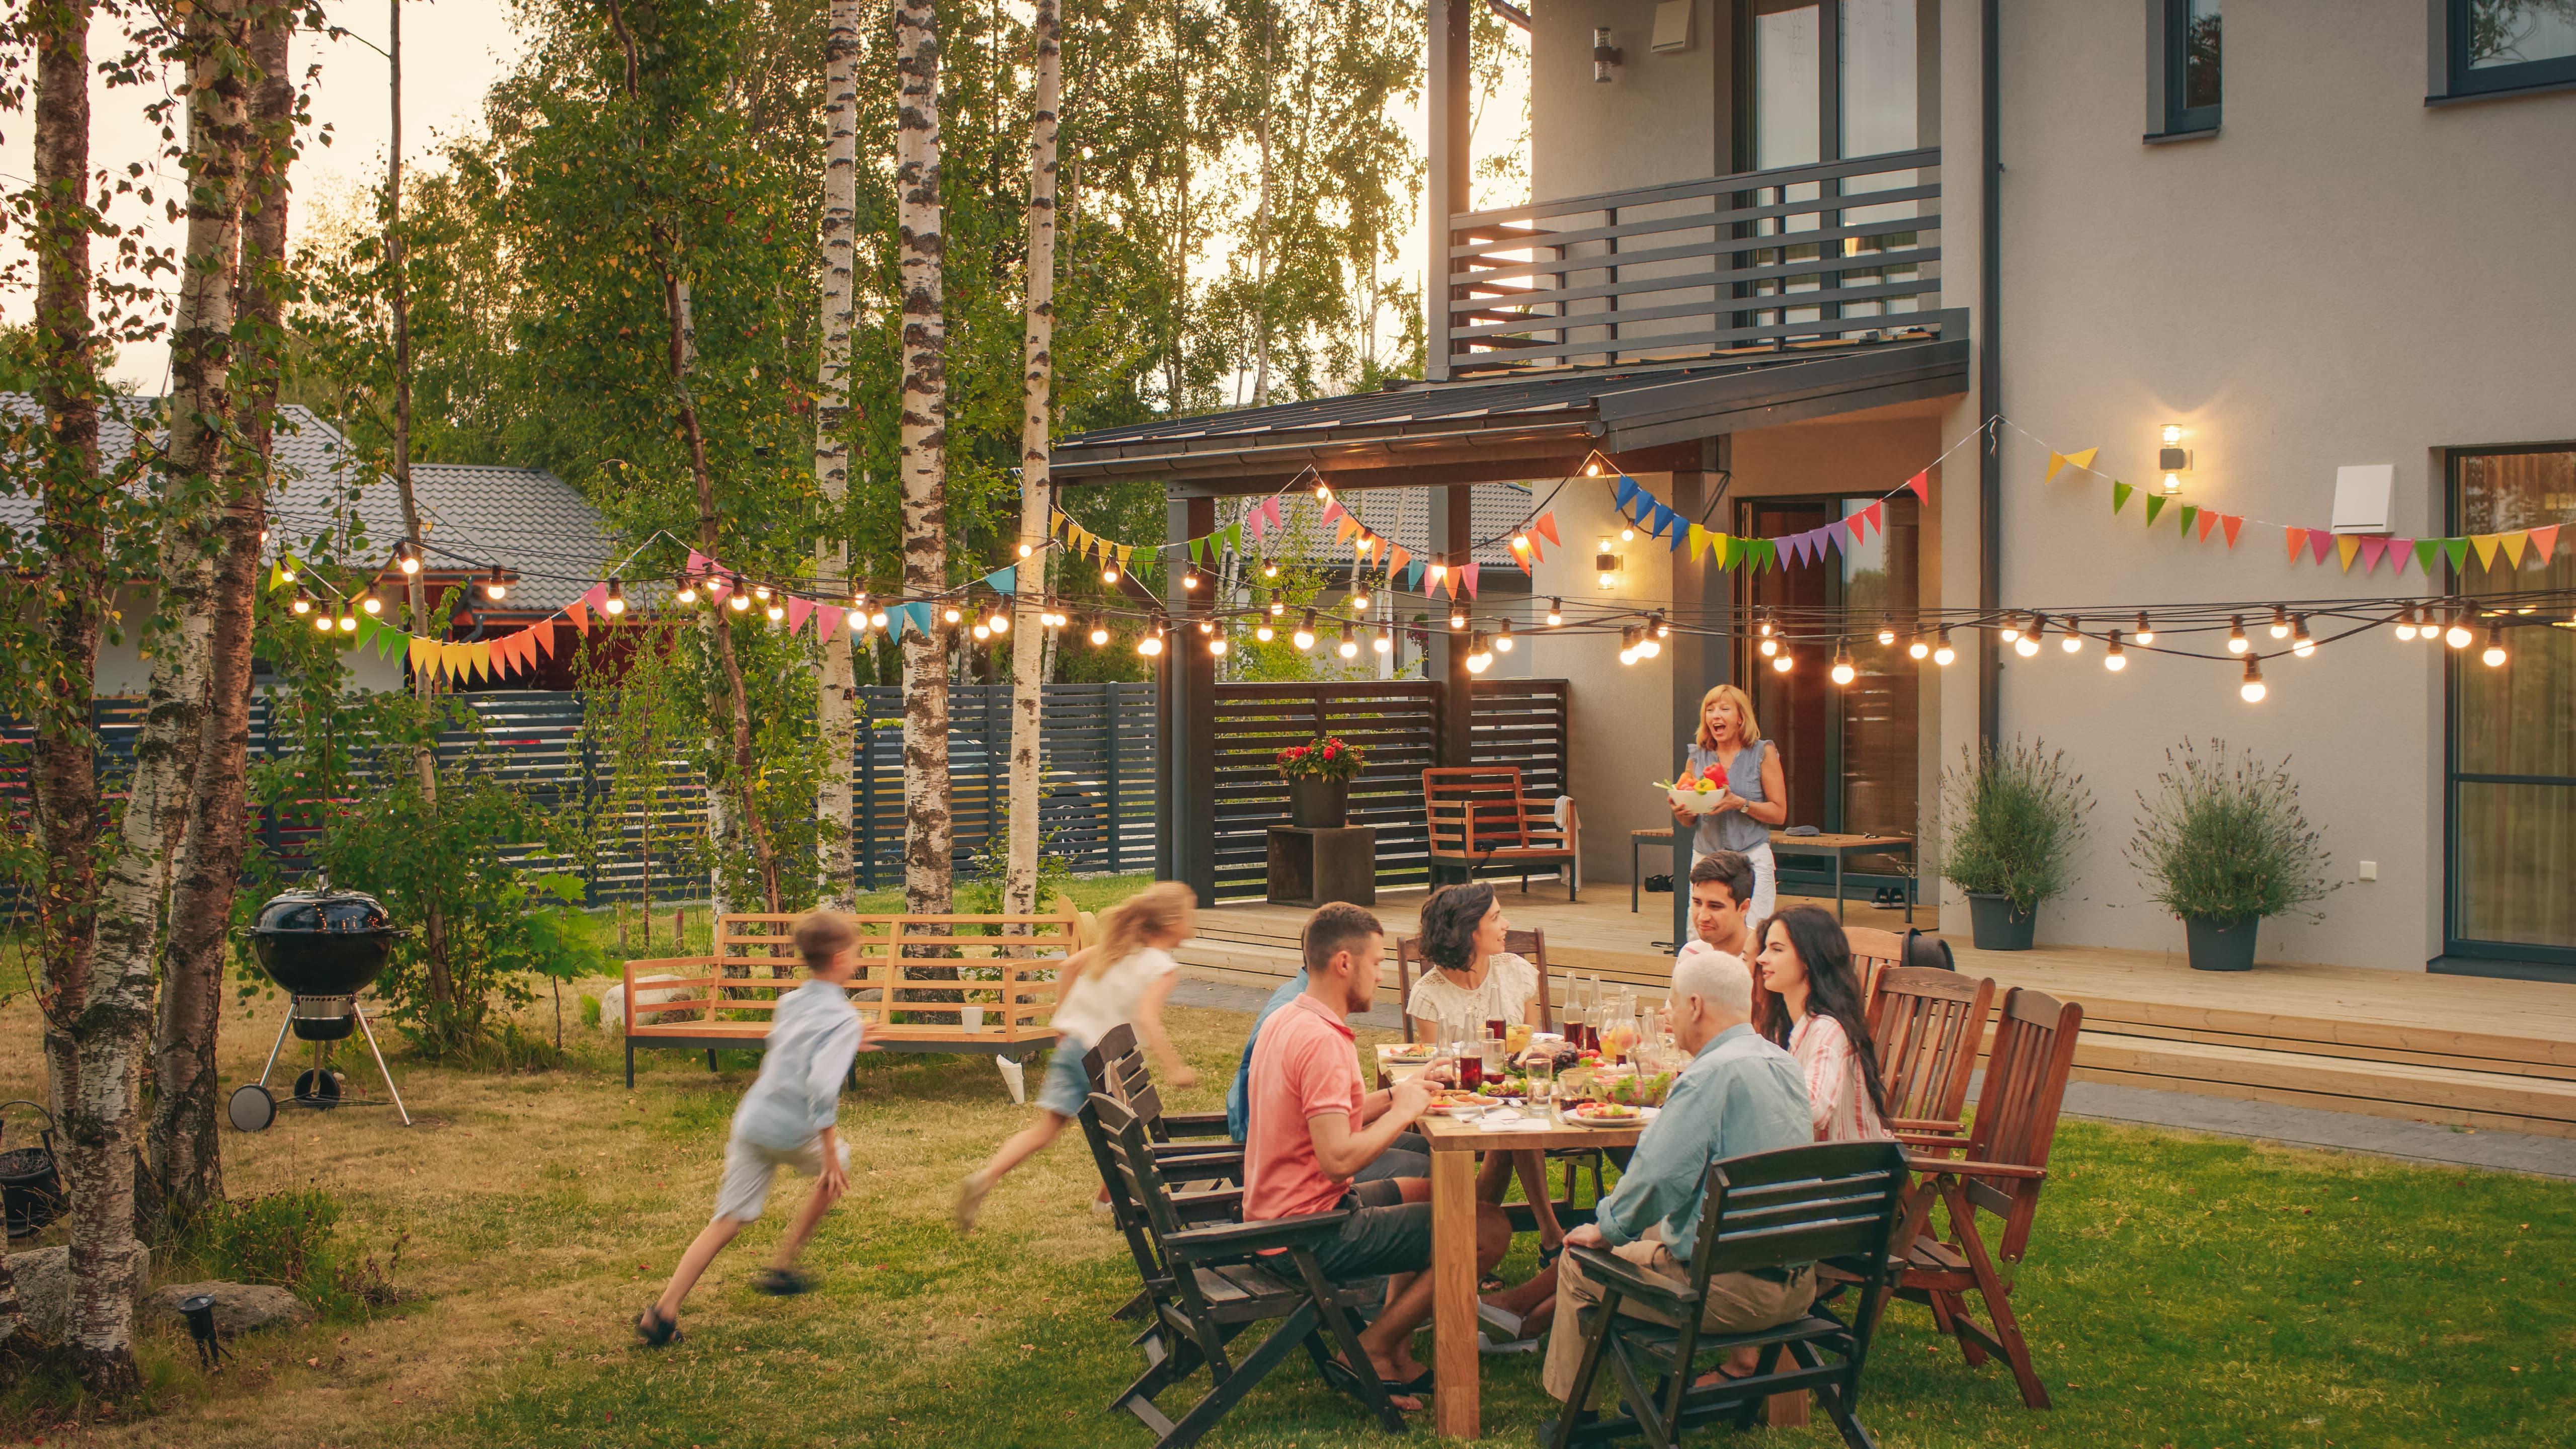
[1250,12,1272,408]
[26,0,104,1373]
[1003,0,1062,919]
[811,0,861,908]
[895,0,953,914]
[151,6,293,1221]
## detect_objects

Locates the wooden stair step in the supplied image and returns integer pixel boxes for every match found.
[2070,1031,2576,1139]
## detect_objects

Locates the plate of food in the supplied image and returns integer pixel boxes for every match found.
[1563,1101,1649,1127]
[1656,767,1729,817]
[1422,1090,1492,1116]
[1475,1076,1530,1099]
[1382,1043,1437,1064]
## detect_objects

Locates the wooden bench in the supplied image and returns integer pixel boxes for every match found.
[621,911,1084,1100]
[1423,766,1578,900]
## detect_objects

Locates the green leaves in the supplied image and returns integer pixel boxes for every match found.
[1938,737,2094,912]
[2128,739,2338,922]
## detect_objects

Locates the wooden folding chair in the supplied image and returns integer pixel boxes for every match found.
[1393,927,1554,1043]
[1091,1094,1405,1449]
[1843,926,1908,1007]
[1887,987,2083,1409]
[1078,1026,1244,1327]
[1546,1142,1911,1449]
[1424,766,1579,898]
[1867,967,1997,1145]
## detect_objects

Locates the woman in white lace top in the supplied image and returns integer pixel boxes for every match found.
[1754,905,1893,1143]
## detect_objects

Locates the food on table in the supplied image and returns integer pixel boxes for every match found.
[1598,1070,1674,1107]
[1383,1043,1436,1062]
[1475,1076,1530,1099]
[1568,1101,1644,1123]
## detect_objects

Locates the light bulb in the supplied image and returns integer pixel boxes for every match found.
[1139,629,1164,658]
[1756,614,1775,638]
[1209,635,1228,657]
[2240,656,2267,703]
[1268,592,1285,616]
[1017,541,1033,558]
[2161,473,2183,495]
[2134,611,2154,646]
[1181,570,1199,590]
[1651,614,1670,639]
[1296,611,1318,650]
[2481,626,2506,667]
[1349,590,1371,612]
[2015,632,2041,658]
[2104,629,2126,672]
[1315,481,1333,501]
[869,610,889,629]
[1829,643,1856,686]
[1998,613,2021,644]
[1088,619,1109,646]
[2227,615,2248,654]
[942,605,962,625]
[1876,616,1896,647]
[1637,630,1661,660]
[972,622,991,641]
[312,611,334,633]
[485,568,509,601]
[990,611,1009,634]
[1771,650,1794,674]
[677,579,699,605]
[1466,632,1492,674]
[1448,608,1467,630]
[2290,616,2313,658]
[359,592,381,616]
[1546,598,1563,627]
[1196,618,1214,635]
[291,592,312,615]
[1933,631,1956,667]
[2061,618,2084,654]
[1336,622,1358,659]
[337,613,357,633]
[2394,604,2419,641]
[1372,628,1392,655]
[1512,532,1531,554]
[1495,621,1514,653]
[1429,562,1447,583]
[2445,615,2473,649]
[280,562,298,585]
[1759,636,1779,658]
[1102,565,1119,585]
[1255,621,1274,642]
[1907,636,1929,661]
[766,601,786,622]
[1584,458,1603,477]
[1598,572,1617,590]
[395,546,419,576]
[1261,561,1278,579]
[1619,526,1635,543]
[1619,646,1637,666]
[848,607,868,631]
[730,591,752,612]
[2269,605,2290,640]
[604,580,626,616]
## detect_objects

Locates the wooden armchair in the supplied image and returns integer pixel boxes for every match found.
[1423,767,1577,899]
[1844,926,1909,1006]
[1393,927,1553,1044]
[1868,966,1997,1145]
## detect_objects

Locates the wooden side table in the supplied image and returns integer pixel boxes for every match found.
[1265,825,1378,907]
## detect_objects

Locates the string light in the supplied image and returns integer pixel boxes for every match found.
[2290,615,2314,658]
[1196,617,1215,635]
[1546,598,1564,627]
[1088,618,1109,646]
[1494,619,1515,653]
[1928,629,1955,667]
[1618,626,1641,666]
[677,576,700,605]
[869,608,889,630]
[2226,615,2249,654]
[1756,612,1775,639]
[1255,618,1274,642]
[311,609,334,634]
[1466,632,1493,674]
[1635,619,1662,660]
[1372,626,1392,656]
[279,560,298,586]
[1209,633,1229,658]
[2060,617,2084,654]
[2104,629,2127,672]
[1651,613,1671,640]
[1138,623,1166,658]
[1758,633,1779,658]
[2444,610,2473,649]
[1102,563,1120,585]
[2134,611,2155,646]
[291,591,313,615]
[1336,621,1358,660]
[336,610,357,633]
[766,597,787,623]
[2481,625,2507,668]
[604,579,626,617]
[1447,605,1468,630]
[359,589,382,617]
[2268,604,2290,640]
[1294,610,1318,651]
[1876,615,1896,647]
[1770,646,1794,674]
[989,608,1010,634]
[1268,591,1286,617]
[1181,568,1199,591]
[1829,640,1857,686]
[848,604,870,631]
[1907,634,1929,661]
[1998,613,2022,645]
[2016,613,2045,658]
[484,567,509,602]
[1584,459,1603,477]
[2394,603,2420,641]
[1315,480,1333,502]
[1349,587,1371,612]
[1511,530,1532,554]
[2239,655,2266,703]
[1261,561,1279,579]
[942,605,962,625]
[394,543,420,576]
[1428,559,1448,585]
[1017,541,1033,559]
[972,621,991,641]
[1619,524,1635,543]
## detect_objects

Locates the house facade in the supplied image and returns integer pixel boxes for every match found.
[1055,0,2576,980]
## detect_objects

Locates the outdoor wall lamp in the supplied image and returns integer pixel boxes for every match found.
[2158,424,2192,495]
[1592,27,1623,83]
[1596,538,1623,589]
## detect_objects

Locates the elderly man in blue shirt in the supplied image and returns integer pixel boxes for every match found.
[1542,944,1816,1407]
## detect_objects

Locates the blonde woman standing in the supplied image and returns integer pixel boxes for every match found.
[1675,684,1788,925]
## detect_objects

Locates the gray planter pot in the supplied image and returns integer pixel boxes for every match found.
[2184,915,2260,972]
[1967,893,2038,951]
[1287,777,1350,829]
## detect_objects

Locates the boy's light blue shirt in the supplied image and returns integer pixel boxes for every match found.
[1228,971,1310,1142]
[731,978,864,1151]
[1593,1022,1811,1261]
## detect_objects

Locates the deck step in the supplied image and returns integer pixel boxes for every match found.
[2071,1030,2576,1140]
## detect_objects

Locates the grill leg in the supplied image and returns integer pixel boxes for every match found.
[255,1012,293,1091]
[351,1002,413,1127]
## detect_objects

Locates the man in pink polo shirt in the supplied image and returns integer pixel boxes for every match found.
[1245,903,1509,1404]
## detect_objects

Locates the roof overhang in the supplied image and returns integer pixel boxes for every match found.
[1053,335,1967,498]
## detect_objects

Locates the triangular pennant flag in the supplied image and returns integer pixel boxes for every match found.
[1646,502,1673,539]
[1225,522,1243,555]
[2385,537,2413,574]
[373,624,399,660]
[2145,495,2167,527]
[1243,507,1265,543]
[1187,535,1205,564]
[1333,515,1359,544]
[1668,518,1688,553]
[1512,548,1532,577]
[1844,515,1867,545]
[2220,515,2243,547]
[491,631,520,677]
[2528,524,2559,562]
[1862,501,1883,536]
[406,635,434,676]
[268,560,288,591]
[687,549,713,574]
[1687,524,1709,561]
[787,597,815,635]
[2177,504,2199,538]
[2501,532,2528,569]
[567,598,591,633]
[1320,501,1346,527]
[2413,538,2441,575]
[2044,447,2098,481]
[1753,538,1777,572]
[1115,543,1134,568]
[2442,537,2470,573]
[355,616,380,652]
[1535,512,1560,547]
[2470,533,2503,569]
[2359,536,2390,572]
[1612,476,1638,513]
[1263,496,1283,532]
[1404,557,1426,590]
[818,601,844,641]
[1460,563,1481,598]
[2197,509,2220,542]
[583,582,610,614]
[2112,481,2134,514]
[1903,470,1929,503]
[533,621,557,658]
[1819,525,1843,557]
[473,641,497,684]
[2337,535,2361,572]
[2284,527,2308,561]
[2310,530,2334,564]
[984,565,1017,594]
[1050,509,1068,538]
[1712,534,1734,569]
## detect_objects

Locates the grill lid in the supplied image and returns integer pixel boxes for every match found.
[250,885,394,938]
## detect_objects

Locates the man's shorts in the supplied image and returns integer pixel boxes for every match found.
[713,1134,849,1223]
[1308,1177,1434,1281]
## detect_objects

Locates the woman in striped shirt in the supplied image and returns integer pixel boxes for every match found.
[1754,906,1893,1143]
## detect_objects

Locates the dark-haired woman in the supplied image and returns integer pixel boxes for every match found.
[1753,905,1892,1143]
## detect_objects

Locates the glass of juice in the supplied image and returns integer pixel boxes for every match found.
[1485,1017,1509,1041]
[1458,1053,1484,1091]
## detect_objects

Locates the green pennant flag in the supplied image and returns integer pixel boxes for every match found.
[2177,504,2198,537]
[1720,535,1742,570]
[378,624,405,660]
[355,616,379,653]
[1752,538,1777,572]
[2111,481,2133,514]
[1224,522,1243,555]
[2144,495,2167,527]
[2414,538,2442,575]
[2441,537,2469,574]
[268,560,288,591]
[1187,535,1205,564]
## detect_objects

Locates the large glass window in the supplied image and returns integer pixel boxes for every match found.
[2163,0,2221,134]
[2448,446,2576,965]
[2448,0,2576,97]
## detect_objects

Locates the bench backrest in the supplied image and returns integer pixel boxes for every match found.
[1424,766,1544,856]
[626,913,1079,1041]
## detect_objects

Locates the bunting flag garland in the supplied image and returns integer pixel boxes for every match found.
[2044,447,2099,482]
[2145,495,2167,527]
[2337,536,2361,572]
[2283,528,2307,563]
[2112,481,2134,515]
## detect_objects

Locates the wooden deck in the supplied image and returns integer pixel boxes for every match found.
[1178,887,2576,1142]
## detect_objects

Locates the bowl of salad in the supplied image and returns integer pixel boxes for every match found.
[1590,1068,1675,1108]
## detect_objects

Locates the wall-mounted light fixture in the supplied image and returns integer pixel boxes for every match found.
[1592,27,1623,83]
[1595,537,1623,590]
[2158,423,2192,495]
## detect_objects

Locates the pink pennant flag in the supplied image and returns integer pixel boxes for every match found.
[1459,562,1480,599]
[582,582,610,613]
[686,549,712,575]
[1863,501,1884,535]
[1320,501,1346,527]
[2309,530,2335,564]
[2386,537,2414,574]
[1264,496,1284,532]
[1903,471,1929,503]
[2284,528,2308,562]
[1242,508,1264,543]
[817,600,843,641]
[2531,524,2561,563]
[787,596,815,635]
[2358,536,2389,572]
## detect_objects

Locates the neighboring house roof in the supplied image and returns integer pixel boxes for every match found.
[1261,482,1537,569]
[0,396,614,613]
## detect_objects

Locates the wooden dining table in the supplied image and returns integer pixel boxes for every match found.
[1419,1111,1646,1440]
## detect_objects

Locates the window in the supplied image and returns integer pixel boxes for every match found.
[2163,0,2221,134]
[2446,446,2576,973]
[2442,0,2576,98]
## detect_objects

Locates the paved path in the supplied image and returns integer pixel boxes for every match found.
[1168,977,2576,1180]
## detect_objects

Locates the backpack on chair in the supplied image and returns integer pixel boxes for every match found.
[1903,927,1956,972]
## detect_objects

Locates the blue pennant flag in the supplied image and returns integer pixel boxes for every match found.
[1614,475,1639,513]
[901,602,933,638]
[1404,557,1427,591]
[983,565,1017,594]
[1668,517,1689,552]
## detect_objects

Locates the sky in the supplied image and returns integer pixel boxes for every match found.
[0,0,528,389]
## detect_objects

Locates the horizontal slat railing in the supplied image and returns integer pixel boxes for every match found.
[1442,147,1946,374]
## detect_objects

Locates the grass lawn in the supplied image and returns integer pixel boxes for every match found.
[1,967,2567,1448]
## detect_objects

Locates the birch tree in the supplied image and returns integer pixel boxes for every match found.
[1001,0,1062,917]
[896,0,953,914]
[812,0,861,907]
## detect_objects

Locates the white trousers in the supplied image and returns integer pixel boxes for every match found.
[1693,840,1778,928]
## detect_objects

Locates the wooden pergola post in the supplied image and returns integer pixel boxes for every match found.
[1428,483,1477,774]
[1162,492,1219,904]
[1666,444,1733,946]
[1425,0,1471,384]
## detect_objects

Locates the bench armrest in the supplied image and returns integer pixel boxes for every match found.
[1565,1244,1700,1317]
[1163,1209,1350,1262]
[1168,1186,1243,1221]
[1158,1111,1233,1137]
[1147,1147,1245,1176]
[1906,1155,2047,1181]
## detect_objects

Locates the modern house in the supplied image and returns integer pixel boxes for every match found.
[1055,0,2576,982]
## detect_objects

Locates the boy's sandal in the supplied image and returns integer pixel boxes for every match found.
[1478,1271,1506,1295]
[752,1267,814,1297]
[1318,1355,1423,1410]
[634,1306,683,1347]
[1538,1240,1566,1271]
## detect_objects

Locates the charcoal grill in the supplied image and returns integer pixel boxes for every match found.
[229,884,412,1131]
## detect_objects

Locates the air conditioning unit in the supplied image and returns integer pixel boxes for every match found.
[2329,464,2395,535]
[1652,1,1695,54]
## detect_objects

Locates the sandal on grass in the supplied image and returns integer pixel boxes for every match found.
[634,1306,683,1347]
[752,1267,814,1297]
[1538,1240,1566,1270]
[1317,1354,1423,1411]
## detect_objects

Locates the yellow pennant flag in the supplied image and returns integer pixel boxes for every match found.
[1687,524,1709,561]
[407,634,436,678]
[2501,531,2528,569]
[1114,543,1133,568]
[2044,447,2099,482]
[2337,536,2361,572]
[2470,533,2504,570]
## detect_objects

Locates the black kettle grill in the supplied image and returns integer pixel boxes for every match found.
[0,1100,65,1239]
[229,883,413,1131]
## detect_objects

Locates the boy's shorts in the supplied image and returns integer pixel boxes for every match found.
[1035,1046,1092,1118]
[713,1134,849,1223]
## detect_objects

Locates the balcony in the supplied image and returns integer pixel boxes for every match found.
[1440,147,1956,377]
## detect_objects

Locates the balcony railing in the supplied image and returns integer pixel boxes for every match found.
[1441,147,1949,376]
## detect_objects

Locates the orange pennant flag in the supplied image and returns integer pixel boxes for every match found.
[2337,536,2361,572]
[533,621,558,658]
[2196,509,2220,542]
[1534,512,1560,547]
[2284,528,2308,562]
[567,598,592,634]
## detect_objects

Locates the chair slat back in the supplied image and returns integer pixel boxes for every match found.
[1686,1141,1911,1280]
[1075,1044,1169,1295]
[1395,928,1554,1043]
[1868,967,1996,1128]
[1093,1094,1228,1327]
[1424,767,1534,854]
[1960,987,2083,1260]
[1844,927,1907,1005]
